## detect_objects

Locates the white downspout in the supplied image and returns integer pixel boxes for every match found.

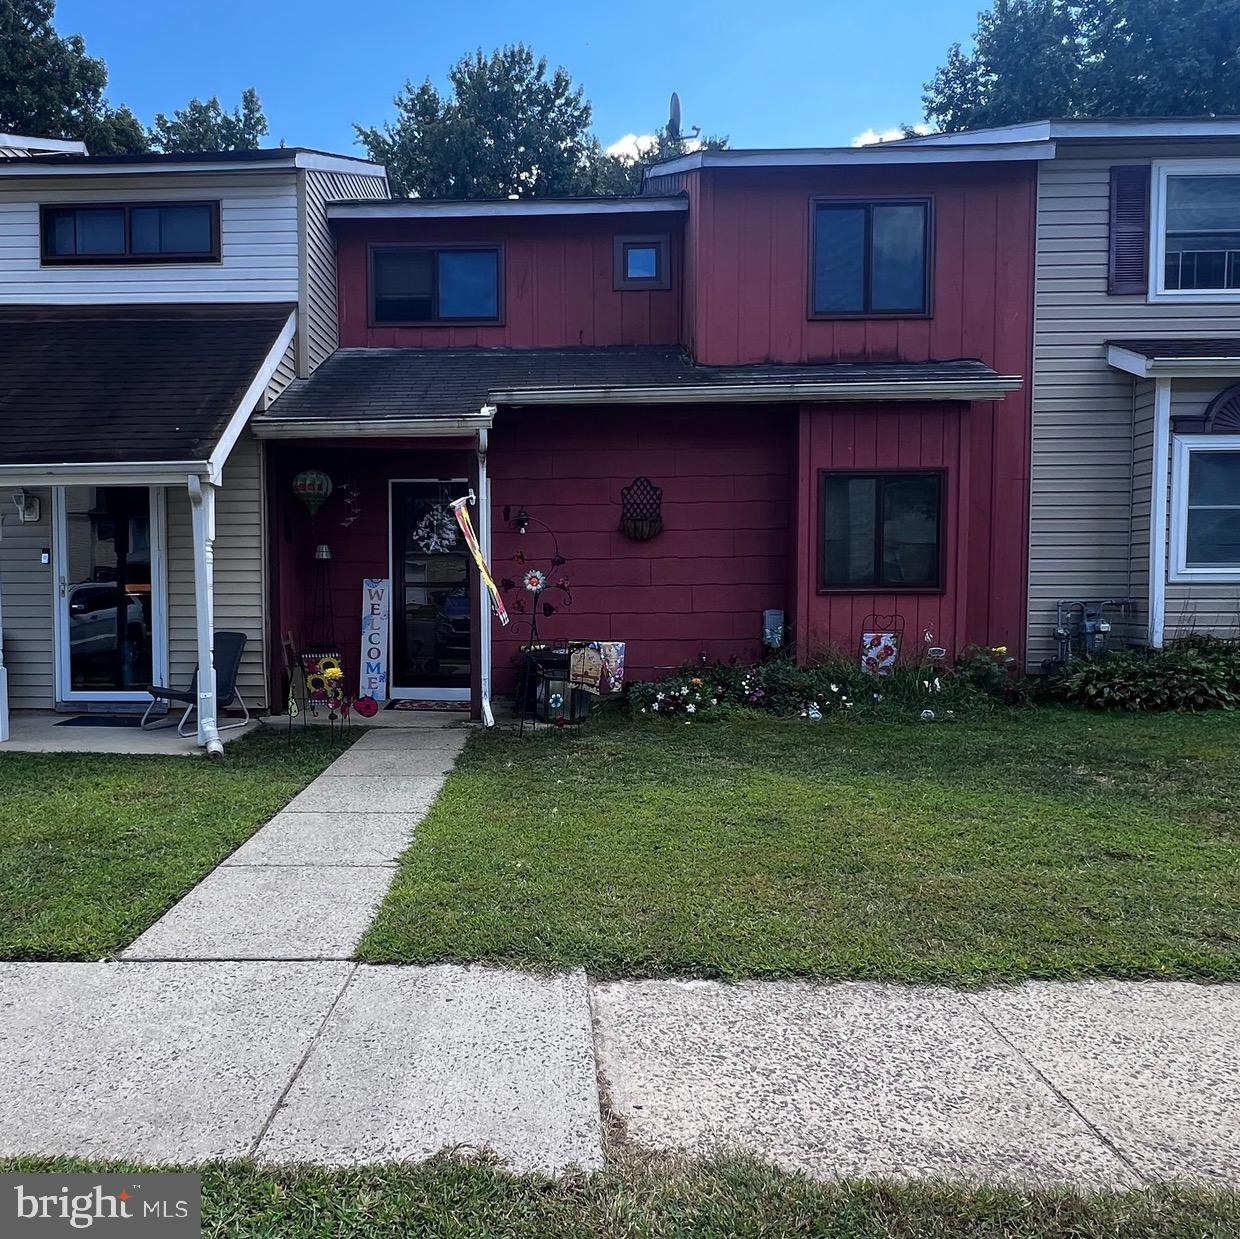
[1148,378,1171,649]
[188,475,223,756]
[0,513,9,743]
[477,421,495,727]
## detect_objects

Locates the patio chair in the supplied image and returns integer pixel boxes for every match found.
[140,631,251,736]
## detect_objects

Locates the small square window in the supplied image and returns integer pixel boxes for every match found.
[614,234,670,290]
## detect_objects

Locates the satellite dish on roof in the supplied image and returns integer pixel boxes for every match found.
[668,92,682,141]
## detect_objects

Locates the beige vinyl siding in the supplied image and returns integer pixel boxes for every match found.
[1165,380,1240,640]
[166,432,268,710]
[0,487,55,708]
[1029,147,1240,667]
[267,336,297,402]
[0,172,298,303]
[299,168,388,374]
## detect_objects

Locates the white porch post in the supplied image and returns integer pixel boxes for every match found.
[188,475,222,755]
[476,424,495,728]
[0,514,9,743]
[1148,378,1172,649]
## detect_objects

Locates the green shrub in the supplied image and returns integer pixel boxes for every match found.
[1049,639,1240,711]
[628,646,1022,723]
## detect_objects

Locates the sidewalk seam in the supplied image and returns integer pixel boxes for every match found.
[248,961,360,1158]
[963,993,1149,1185]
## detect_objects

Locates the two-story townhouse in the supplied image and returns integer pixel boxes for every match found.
[0,144,388,748]
[894,119,1240,667]
[251,142,1035,724]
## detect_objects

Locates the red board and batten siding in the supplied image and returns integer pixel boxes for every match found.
[334,215,683,350]
[486,406,796,691]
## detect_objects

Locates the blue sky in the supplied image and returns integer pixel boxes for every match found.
[57,0,984,154]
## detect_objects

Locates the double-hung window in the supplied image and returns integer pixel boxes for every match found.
[41,202,219,263]
[371,246,501,324]
[1152,161,1240,299]
[1171,438,1240,579]
[820,471,943,591]
[811,199,930,317]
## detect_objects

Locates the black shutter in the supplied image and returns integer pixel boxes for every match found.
[1108,165,1151,295]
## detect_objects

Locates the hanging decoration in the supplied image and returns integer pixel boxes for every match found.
[413,503,460,554]
[293,469,333,516]
[523,568,548,594]
[338,479,363,529]
[620,476,664,541]
[450,494,509,625]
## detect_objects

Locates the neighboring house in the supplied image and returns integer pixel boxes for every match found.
[0,144,387,748]
[253,146,1032,721]
[897,119,1240,667]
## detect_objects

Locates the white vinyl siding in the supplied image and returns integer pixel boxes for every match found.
[1030,148,1240,667]
[0,487,55,708]
[300,169,388,374]
[166,432,268,710]
[0,173,298,303]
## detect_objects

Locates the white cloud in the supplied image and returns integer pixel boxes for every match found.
[606,132,703,161]
[850,123,930,147]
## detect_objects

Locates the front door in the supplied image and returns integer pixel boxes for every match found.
[390,479,471,700]
[53,484,168,704]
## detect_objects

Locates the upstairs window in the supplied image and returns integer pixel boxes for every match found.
[41,202,218,263]
[1152,162,1240,299]
[811,199,930,317]
[613,234,670,290]
[820,471,943,591]
[371,246,501,324]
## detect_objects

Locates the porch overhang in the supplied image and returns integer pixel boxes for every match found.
[1107,338,1240,379]
[251,410,495,440]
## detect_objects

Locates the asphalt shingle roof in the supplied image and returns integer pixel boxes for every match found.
[0,304,294,465]
[259,347,1010,425]
[1108,337,1240,360]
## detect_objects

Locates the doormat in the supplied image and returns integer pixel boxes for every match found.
[387,700,470,712]
[55,715,144,728]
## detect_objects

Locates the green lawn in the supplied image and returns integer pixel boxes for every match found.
[360,709,1240,983]
[3,1156,1236,1239]
[0,728,353,959]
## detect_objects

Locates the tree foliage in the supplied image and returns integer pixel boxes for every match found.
[0,0,146,153]
[593,125,730,195]
[357,44,605,198]
[924,0,1240,132]
[149,88,269,152]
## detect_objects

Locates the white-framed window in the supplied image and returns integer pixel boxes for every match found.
[1170,435,1240,580]
[1151,160,1240,302]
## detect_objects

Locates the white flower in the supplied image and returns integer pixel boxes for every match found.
[640,708,647,714]
[933,677,942,692]
[686,703,696,714]
[656,692,664,700]
[830,683,839,693]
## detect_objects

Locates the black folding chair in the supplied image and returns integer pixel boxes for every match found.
[141,630,251,736]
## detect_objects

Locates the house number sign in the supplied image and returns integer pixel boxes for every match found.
[359,578,390,702]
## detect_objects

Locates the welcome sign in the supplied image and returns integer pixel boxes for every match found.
[359,578,391,701]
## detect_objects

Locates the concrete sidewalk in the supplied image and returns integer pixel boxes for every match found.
[122,727,467,961]
[0,960,1235,1184]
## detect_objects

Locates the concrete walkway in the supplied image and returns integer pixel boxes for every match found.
[122,727,467,961]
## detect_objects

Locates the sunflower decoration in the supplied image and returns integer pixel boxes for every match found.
[522,568,548,594]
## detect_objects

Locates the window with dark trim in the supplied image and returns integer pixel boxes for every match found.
[41,202,219,263]
[820,471,943,590]
[613,234,670,290]
[811,199,930,316]
[371,246,501,324]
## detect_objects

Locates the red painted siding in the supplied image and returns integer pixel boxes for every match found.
[487,406,796,690]
[334,215,684,350]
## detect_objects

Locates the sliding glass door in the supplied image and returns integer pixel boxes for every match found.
[53,485,167,704]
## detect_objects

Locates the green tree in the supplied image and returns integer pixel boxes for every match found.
[149,87,269,153]
[924,0,1240,132]
[357,44,607,198]
[0,0,146,153]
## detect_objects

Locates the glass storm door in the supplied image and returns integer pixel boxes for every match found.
[390,479,471,700]
[53,485,167,703]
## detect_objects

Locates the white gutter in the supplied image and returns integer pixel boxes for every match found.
[1148,378,1172,649]
[1107,343,1240,379]
[476,418,495,728]
[0,460,211,486]
[187,475,222,756]
[251,414,494,439]
[488,377,1024,405]
[327,196,687,220]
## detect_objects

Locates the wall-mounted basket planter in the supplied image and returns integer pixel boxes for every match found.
[619,476,663,541]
